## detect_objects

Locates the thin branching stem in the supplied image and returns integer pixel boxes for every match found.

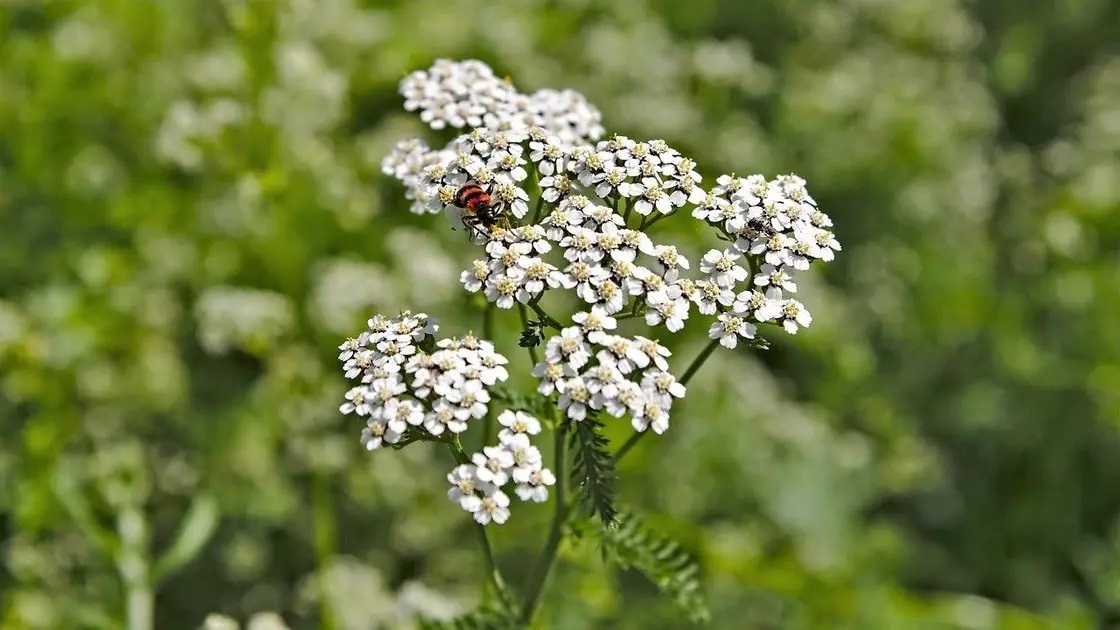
[520,416,568,624]
[614,338,722,462]
[528,301,564,330]
[447,439,511,602]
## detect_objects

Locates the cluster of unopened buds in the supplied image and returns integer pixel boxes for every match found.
[338,59,842,527]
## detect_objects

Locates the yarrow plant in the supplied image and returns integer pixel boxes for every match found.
[339,59,842,627]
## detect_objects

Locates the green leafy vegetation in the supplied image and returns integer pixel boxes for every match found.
[0,0,1117,628]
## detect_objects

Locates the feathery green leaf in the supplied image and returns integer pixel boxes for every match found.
[568,414,618,526]
[595,510,709,624]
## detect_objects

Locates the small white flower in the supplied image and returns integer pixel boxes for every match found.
[423,399,457,436]
[754,263,798,293]
[380,397,425,427]
[560,226,603,263]
[361,418,405,451]
[338,336,365,362]
[497,410,542,441]
[641,369,687,402]
[809,228,842,262]
[502,433,543,471]
[541,207,584,240]
[631,397,670,435]
[758,298,813,334]
[474,487,512,525]
[652,245,690,279]
[492,180,531,219]
[514,467,556,503]
[340,386,373,416]
[558,376,593,421]
[748,233,793,268]
[692,279,735,315]
[445,379,491,422]
[633,335,672,371]
[572,310,618,344]
[708,313,758,348]
[540,172,574,203]
[596,335,650,374]
[529,134,567,176]
[700,248,749,288]
[516,257,565,302]
[509,224,552,255]
[732,288,781,321]
[532,360,577,395]
[586,363,624,410]
[447,464,484,512]
[545,327,592,370]
[563,260,610,303]
[486,240,532,272]
[484,272,521,309]
[461,258,492,293]
[473,445,515,486]
[645,287,690,332]
[367,375,407,405]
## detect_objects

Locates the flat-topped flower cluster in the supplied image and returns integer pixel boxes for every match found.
[335,59,843,527]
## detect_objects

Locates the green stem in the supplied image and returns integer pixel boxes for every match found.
[520,419,568,624]
[531,194,546,224]
[529,301,564,330]
[623,198,633,224]
[643,211,674,230]
[311,473,338,630]
[117,507,153,630]
[446,440,510,601]
[614,337,722,462]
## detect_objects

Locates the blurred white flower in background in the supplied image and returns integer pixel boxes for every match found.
[195,287,296,355]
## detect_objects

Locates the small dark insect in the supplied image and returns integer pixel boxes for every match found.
[453,181,508,239]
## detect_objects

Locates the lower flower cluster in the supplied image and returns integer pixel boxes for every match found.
[448,410,556,525]
[338,312,554,525]
[337,312,510,449]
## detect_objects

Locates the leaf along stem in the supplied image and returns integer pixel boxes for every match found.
[517,302,541,365]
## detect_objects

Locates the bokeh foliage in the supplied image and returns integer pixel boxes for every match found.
[1,0,1118,628]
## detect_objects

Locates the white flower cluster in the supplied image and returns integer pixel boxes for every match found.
[383,60,604,215]
[347,59,847,531]
[696,173,840,339]
[418,128,841,342]
[531,314,682,434]
[399,59,604,143]
[447,410,556,525]
[337,311,510,449]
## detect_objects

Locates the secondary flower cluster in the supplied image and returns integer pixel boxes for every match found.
[399,59,604,144]
[337,312,510,448]
[533,315,682,434]
[447,410,556,525]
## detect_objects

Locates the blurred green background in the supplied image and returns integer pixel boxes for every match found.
[2,0,1119,628]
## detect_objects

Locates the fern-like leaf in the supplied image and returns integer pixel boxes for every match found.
[418,600,520,630]
[596,510,710,624]
[568,414,618,526]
